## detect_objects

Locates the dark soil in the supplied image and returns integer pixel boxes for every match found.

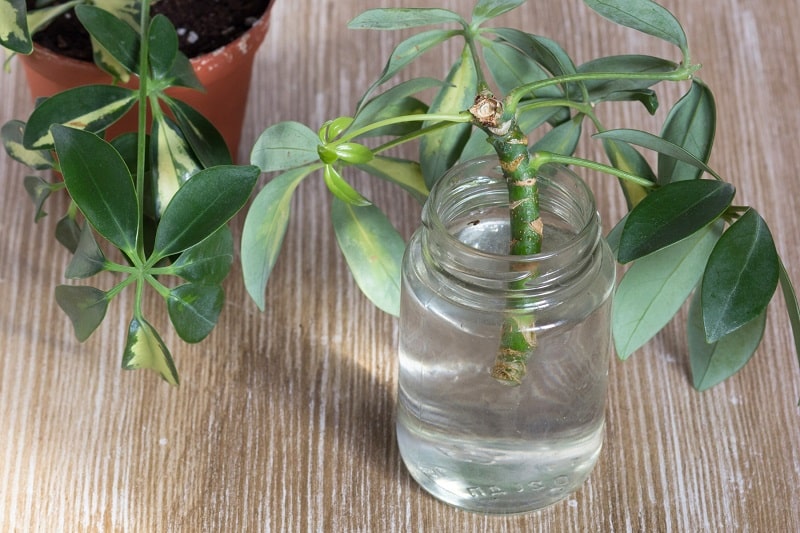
[28,0,273,61]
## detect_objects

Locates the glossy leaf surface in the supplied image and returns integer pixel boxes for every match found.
[323,165,371,206]
[702,209,779,342]
[147,14,179,80]
[52,125,139,254]
[331,199,405,317]
[75,4,140,75]
[166,99,233,167]
[153,165,260,259]
[24,86,137,149]
[617,179,734,263]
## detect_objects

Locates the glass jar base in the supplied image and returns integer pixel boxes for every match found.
[397,413,604,514]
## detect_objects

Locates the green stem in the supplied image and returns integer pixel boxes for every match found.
[338,112,471,143]
[135,0,152,260]
[531,152,656,189]
[469,90,542,385]
[505,64,698,113]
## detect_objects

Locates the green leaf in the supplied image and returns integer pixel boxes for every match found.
[602,139,656,208]
[613,224,721,358]
[601,138,655,208]
[658,80,716,183]
[350,77,443,136]
[331,199,405,316]
[56,215,82,254]
[23,176,52,221]
[483,40,560,100]
[241,165,318,311]
[152,165,260,259]
[492,28,578,80]
[51,125,139,254]
[618,179,734,263]
[356,30,459,109]
[583,0,688,53]
[251,121,322,172]
[24,85,137,149]
[147,14,178,80]
[688,291,766,391]
[2,120,54,170]
[420,46,477,188]
[458,128,495,163]
[146,15,201,90]
[55,285,109,342]
[75,4,140,76]
[357,156,429,203]
[151,114,202,217]
[171,226,233,284]
[594,129,719,180]
[122,316,179,385]
[598,89,659,114]
[323,165,371,206]
[65,223,107,279]
[778,260,800,387]
[472,0,526,26]
[348,8,465,30]
[530,116,582,156]
[577,54,677,100]
[164,98,232,167]
[167,284,224,343]
[702,209,779,342]
[0,0,32,54]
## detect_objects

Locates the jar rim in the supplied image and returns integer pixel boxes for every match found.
[424,157,600,273]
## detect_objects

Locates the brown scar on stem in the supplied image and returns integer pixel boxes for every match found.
[500,154,526,173]
[509,197,534,210]
[530,217,544,236]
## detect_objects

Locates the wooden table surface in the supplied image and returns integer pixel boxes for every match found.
[2,0,799,530]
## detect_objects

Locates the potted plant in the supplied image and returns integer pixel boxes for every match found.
[2,0,274,154]
[1,0,266,384]
[238,0,800,514]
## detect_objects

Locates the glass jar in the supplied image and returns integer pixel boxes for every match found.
[396,157,615,514]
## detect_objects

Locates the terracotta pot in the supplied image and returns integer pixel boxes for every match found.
[17,9,271,158]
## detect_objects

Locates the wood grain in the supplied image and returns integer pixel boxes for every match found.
[1,0,799,530]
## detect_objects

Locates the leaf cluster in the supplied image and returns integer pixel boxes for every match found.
[241,0,799,392]
[2,1,259,383]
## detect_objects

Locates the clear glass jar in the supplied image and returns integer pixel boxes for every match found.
[396,158,615,514]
